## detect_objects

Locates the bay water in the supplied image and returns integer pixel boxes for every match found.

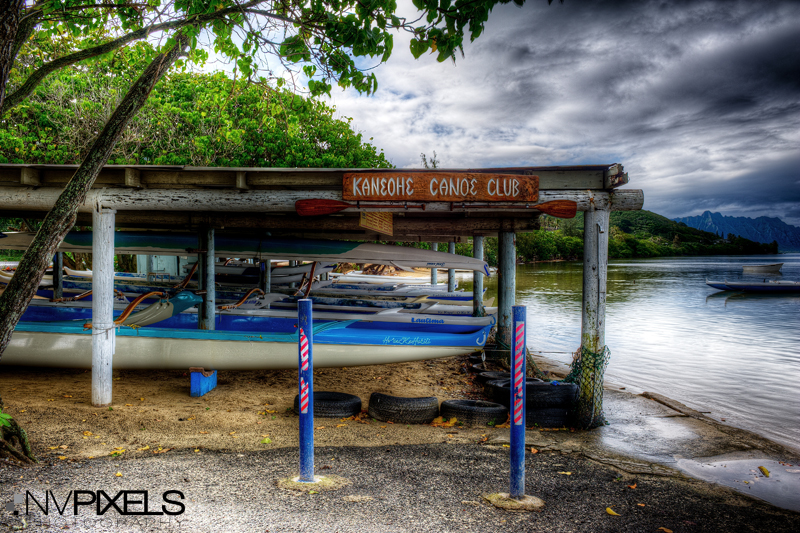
[476,254,800,452]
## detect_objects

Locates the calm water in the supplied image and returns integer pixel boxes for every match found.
[478,254,800,452]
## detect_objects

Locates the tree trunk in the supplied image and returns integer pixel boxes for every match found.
[0,0,24,111]
[0,33,189,357]
[117,254,137,273]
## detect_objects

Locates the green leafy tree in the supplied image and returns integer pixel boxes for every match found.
[0,0,555,462]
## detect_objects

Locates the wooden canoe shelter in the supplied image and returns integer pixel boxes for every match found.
[0,163,643,413]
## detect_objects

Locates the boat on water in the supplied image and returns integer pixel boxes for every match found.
[705,279,800,292]
[742,263,783,274]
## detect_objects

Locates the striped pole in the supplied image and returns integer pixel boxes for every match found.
[510,305,527,499]
[298,299,314,482]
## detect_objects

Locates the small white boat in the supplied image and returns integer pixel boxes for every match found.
[742,263,783,273]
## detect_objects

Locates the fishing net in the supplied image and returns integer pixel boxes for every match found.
[564,345,611,429]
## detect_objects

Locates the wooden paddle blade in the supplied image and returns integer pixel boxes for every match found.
[535,200,578,219]
[295,199,352,216]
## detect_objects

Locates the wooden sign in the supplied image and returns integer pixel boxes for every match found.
[343,172,538,202]
[359,211,393,236]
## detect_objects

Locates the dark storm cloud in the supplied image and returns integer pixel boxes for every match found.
[326,0,800,224]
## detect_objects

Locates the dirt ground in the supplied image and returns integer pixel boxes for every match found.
[0,354,528,463]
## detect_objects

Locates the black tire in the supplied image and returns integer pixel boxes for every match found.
[527,407,571,428]
[486,379,577,409]
[468,363,487,374]
[440,399,508,428]
[483,378,544,404]
[367,393,439,424]
[293,391,362,418]
[467,354,484,365]
[475,371,510,384]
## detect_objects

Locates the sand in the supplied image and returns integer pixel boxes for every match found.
[0,354,497,463]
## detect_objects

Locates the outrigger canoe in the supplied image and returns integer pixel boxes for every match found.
[0,231,491,275]
[706,279,800,292]
[7,300,492,370]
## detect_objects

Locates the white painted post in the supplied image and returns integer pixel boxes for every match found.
[447,242,456,292]
[199,227,215,330]
[472,237,485,317]
[430,243,438,285]
[581,208,610,352]
[92,208,116,407]
[497,231,516,350]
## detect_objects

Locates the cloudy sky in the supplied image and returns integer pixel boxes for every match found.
[320,0,800,225]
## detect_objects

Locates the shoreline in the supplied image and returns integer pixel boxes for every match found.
[2,351,799,514]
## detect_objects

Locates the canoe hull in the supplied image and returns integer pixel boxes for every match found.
[3,328,484,370]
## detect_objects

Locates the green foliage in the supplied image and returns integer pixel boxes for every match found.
[0,55,392,168]
[7,0,538,109]
[0,407,12,428]
[530,210,777,263]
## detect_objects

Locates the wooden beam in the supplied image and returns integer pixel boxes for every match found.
[124,168,142,188]
[0,187,643,213]
[604,164,629,189]
[20,168,40,186]
[236,171,248,189]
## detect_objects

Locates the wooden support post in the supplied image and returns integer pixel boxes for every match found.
[581,208,609,352]
[92,208,116,407]
[497,231,516,351]
[289,260,297,289]
[472,237,485,318]
[198,227,215,330]
[52,252,63,300]
[430,242,438,285]
[146,255,156,280]
[447,241,456,292]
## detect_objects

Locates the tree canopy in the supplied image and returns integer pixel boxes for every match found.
[0,45,391,167]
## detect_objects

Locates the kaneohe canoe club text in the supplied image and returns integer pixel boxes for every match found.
[342,172,539,202]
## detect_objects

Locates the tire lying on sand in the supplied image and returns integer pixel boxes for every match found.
[475,371,511,384]
[293,391,362,418]
[367,393,439,424]
[485,379,578,409]
[440,399,508,428]
[483,377,543,401]
[526,407,571,428]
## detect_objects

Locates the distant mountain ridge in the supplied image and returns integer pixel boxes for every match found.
[673,211,800,252]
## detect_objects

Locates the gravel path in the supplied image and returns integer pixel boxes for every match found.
[2,443,797,532]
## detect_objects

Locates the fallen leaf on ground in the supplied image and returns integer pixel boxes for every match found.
[194,449,200,452]
[530,448,538,454]
[657,528,673,533]
[153,447,172,454]
[260,438,272,444]
[138,445,150,451]
[628,483,637,489]
[63,395,72,398]
[637,503,645,507]
[115,472,122,477]
[430,416,457,428]
[758,466,770,477]
[228,431,236,435]
[606,508,620,516]
[199,431,209,434]
[58,456,67,460]
[558,472,572,475]
[83,431,92,436]
[125,404,133,407]
[336,424,347,428]
[59,445,68,449]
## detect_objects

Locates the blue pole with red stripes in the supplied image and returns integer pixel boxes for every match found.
[298,299,314,482]
[510,305,527,499]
